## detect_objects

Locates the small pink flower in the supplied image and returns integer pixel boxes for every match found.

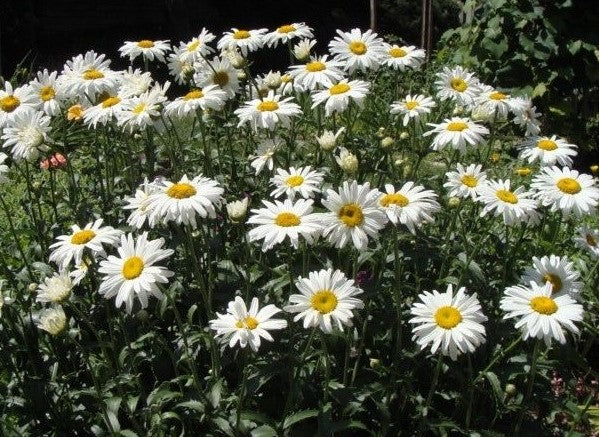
[40,153,67,170]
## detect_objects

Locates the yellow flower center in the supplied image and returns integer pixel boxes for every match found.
[556,177,581,194]
[306,61,326,72]
[235,316,259,329]
[380,193,409,207]
[530,296,558,315]
[0,95,20,112]
[122,256,144,280]
[537,139,557,151]
[389,47,407,58]
[274,212,301,227]
[543,273,563,293]
[434,306,462,329]
[83,69,105,80]
[459,174,478,188]
[101,96,121,108]
[281,74,292,83]
[496,189,518,204]
[310,290,338,314]
[489,91,507,100]
[277,24,296,33]
[70,229,96,245]
[40,86,55,102]
[257,100,279,112]
[586,234,597,247]
[405,101,419,110]
[187,40,200,52]
[212,71,230,87]
[447,122,468,132]
[233,30,251,40]
[516,167,532,176]
[167,182,197,199]
[329,83,350,95]
[184,89,204,100]
[67,104,84,121]
[285,175,304,187]
[450,77,468,92]
[137,40,155,48]
[349,41,367,55]
[132,103,146,114]
[338,203,364,227]
[490,153,501,163]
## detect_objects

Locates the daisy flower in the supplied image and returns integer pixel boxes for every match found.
[49,219,123,268]
[390,94,436,126]
[118,39,171,63]
[519,135,578,167]
[328,28,386,73]
[424,117,489,152]
[474,86,512,119]
[226,197,250,223]
[510,96,542,136]
[122,178,162,229]
[165,85,227,119]
[117,68,153,98]
[319,180,387,250]
[193,57,240,99]
[409,285,487,360]
[36,306,68,336]
[501,282,583,346]
[444,163,488,200]
[478,179,539,225]
[70,257,93,286]
[98,233,174,313]
[178,29,216,63]
[379,182,441,233]
[383,44,425,71]
[60,51,118,98]
[293,38,317,61]
[36,272,73,304]
[217,28,268,56]
[316,127,345,151]
[83,92,126,128]
[250,137,282,174]
[434,66,481,106]
[0,81,37,127]
[235,90,301,131]
[29,70,62,117]
[531,166,599,217]
[2,109,51,162]
[117,85,168,133]
[264,23,314,48]
[247,198,322,251]
[270,166,324,199]
[210,296,287,351]
[285,268,364,333]
[335,147,359,174]
[288,55,345,90]
[311,79,370,116]
[145,174,224,228]
[521,255,582,298]
[574,226,599,258]
[166,46,195,85]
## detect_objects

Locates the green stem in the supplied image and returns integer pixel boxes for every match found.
[236,351,250,435]
[320,331,331,403]
[418,354,444,436]
[514,340,542,436]
[473,336,522,385]
[465,354,474,430]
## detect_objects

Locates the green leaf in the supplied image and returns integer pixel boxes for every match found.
[176,400,205,413]
[208,378,223,408]
[483,372,503,405]
[532,83,547,98]
[250,425,278,437]
[118,431,139,437]
[283,409,319,429]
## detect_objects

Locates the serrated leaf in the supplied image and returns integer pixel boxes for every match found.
[177,400,205,413]
[250,425,278,437]
[283,409,319,429]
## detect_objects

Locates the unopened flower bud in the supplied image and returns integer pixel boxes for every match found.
[376,127,386,138]
[448,197,460,208]
[381,136,394,149]
[336,147,358,174]
[505,383,517,396]
[227,197,250,223]
[399,131,410,140]
[316,127,345,151]
[28,283,38,293]
[369,358,381,369]
[264,71,282,89]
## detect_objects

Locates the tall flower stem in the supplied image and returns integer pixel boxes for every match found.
[418,353,443,436]
[320,331,331,403]
[236,350,250,435]
[514,340,542,435]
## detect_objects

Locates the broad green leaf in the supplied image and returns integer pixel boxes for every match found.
[283,409,319,429]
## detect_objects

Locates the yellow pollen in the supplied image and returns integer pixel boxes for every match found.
[233,30,251,40]
[389,47,407,58]
[434,306,462,329]
[338,203,364,227]
[447,122,468,132]
[380,193,409,207]
[184,89,204,100]
[236,316,259,329]
[83,69,104,80]
[67,104,84,121]
[277,24,296,33]
[330,83,350,95]
[213,71,230,87]
[70,229,96,245]
[349,41,367,55]
[405,101,419,110]
[101,96,121,108]
[489,91,507,100]
[132,103,146,114]
[530,296,558,315]
[556,177,581,194]
[281,74,292,83]
[460,174,478,188]
[187,40,200,52]
[122,256,144,280]
[537,139,557,151]
[306,61,326,72]
[285,175,304,187]
[275,212,300,227]
[516,167,532,176]
[257,100,279,112]
[450,77,467,92]
[586,234,597,247]
[40,86,55,102]
[0,95,20,112]
[496,189,518,204]
[311,290,338,314]
[167,182,197,199]
[542,273,563,293]
[137,40,155,48]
